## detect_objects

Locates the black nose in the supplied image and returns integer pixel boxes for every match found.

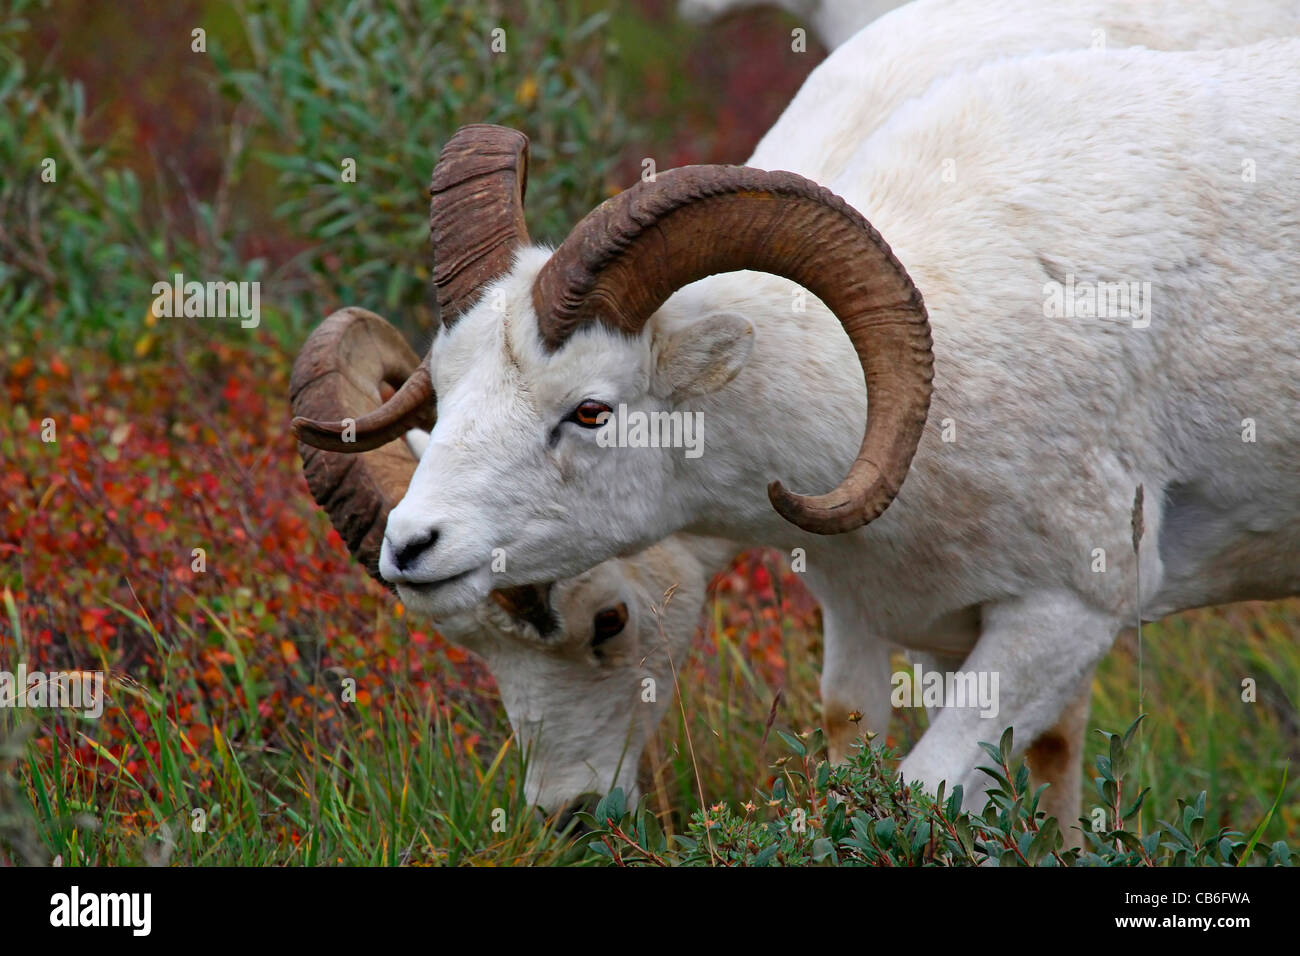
[393,529,438,571]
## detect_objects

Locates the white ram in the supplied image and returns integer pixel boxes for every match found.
[304,40,1300,809]
[293,6,1300,821]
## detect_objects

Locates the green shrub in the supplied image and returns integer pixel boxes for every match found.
[0,0,630,353]
[578,718,1295,866]
[0,1,240,355]
[213,0,630,343]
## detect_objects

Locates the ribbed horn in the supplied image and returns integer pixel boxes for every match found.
[530,165,933,534]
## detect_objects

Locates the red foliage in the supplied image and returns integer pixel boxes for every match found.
[1,337,498,794]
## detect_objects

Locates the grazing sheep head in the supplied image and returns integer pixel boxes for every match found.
[294,124,932,618]
[433,533,714,815]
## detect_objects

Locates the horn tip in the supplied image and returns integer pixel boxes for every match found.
[291,416,349,451]
[292,415,342,435]
[767,479,872,536]
[291,416,336,441]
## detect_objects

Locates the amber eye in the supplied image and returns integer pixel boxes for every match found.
[567,400,612,429]
[591,602,628,646]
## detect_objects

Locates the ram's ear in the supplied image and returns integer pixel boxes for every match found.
[652,311,755,400]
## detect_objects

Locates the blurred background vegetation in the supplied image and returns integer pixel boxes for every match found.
[0,0,1295,864]
[1,0,817,353]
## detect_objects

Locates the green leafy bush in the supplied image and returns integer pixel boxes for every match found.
[578,718,1294,866]
[0,1,249,355]
[1,0,630,352]
[214,0,629,343]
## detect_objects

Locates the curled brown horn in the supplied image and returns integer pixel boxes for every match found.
[293,125,531,451]
[291,307,561,629]
[291,127,549,614]
[289,307,427,579]
[531,165,933,535]
[430,123,531,327]
[291,363,434,453]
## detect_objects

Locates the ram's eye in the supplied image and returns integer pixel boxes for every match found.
[567,400,612,429]
[591,602,628,646]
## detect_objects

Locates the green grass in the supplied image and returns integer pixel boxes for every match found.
[4,616,584,867]
[4,588,1297,865]
[1089,601,1299,841]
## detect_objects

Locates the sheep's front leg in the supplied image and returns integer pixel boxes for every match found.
[917,647,1093,842]
[897,593,1118,812]
[820,618,894,764]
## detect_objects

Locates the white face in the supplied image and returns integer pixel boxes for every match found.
[430,537,710,814]
[381,248,754,619]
